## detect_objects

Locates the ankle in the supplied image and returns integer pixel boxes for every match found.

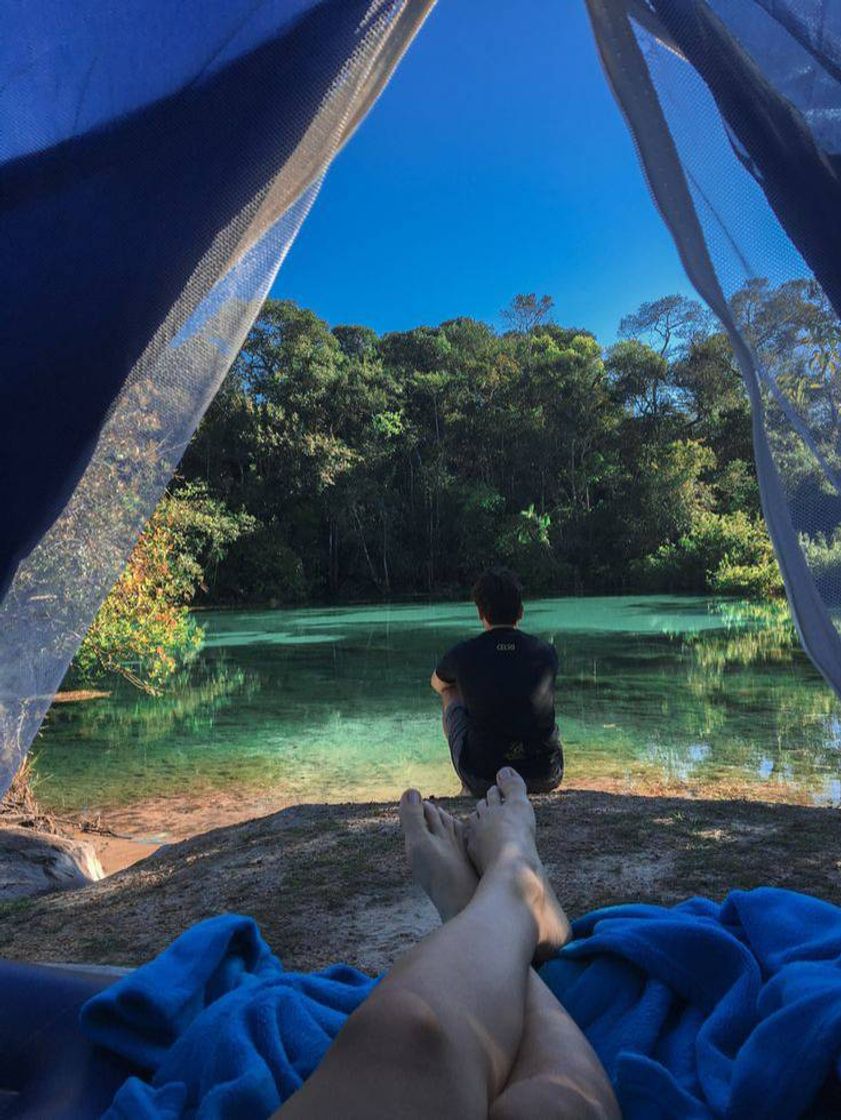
[485,850,544,906]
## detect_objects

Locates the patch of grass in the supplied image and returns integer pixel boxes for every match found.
[0,897,34,921]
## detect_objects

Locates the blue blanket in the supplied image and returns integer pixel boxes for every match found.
[80,917,376,1118]
[82,888,841,1118]
[543,888,841,1119]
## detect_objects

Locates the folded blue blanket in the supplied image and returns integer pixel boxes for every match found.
[82,887,841,1118]
[543,888,841,1119]
[80,916,376,1118]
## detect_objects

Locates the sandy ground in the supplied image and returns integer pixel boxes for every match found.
[65,772,834,876]
[65,788,300,875]
[2,790,839,975]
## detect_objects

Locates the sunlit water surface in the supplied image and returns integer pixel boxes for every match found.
[33,596,841,813]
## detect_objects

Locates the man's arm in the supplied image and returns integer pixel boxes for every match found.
[430,670,452,695]
[431,646,458,694]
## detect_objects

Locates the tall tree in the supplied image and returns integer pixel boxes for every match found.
[501,293,555,333]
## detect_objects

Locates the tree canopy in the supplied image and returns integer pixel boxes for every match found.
[173,289,795,605]
[69,279,841,695]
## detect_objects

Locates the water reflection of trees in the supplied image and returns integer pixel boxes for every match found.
[37,600,841,805]
[649,600,841,796]
[681,600,798,669]
[43,656,260,745]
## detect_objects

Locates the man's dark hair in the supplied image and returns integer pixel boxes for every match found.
[471,567,523,626]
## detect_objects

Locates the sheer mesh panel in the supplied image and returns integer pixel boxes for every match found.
[0,0,434,796]
[587,0,841,694]
[7,0,838,802]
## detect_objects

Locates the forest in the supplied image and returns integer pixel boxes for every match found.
[72,280,841,690]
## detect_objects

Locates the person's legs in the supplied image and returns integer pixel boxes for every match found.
[490,971,620,1120]
[459,770,493,799]
[408,800,617,1120]
[523,760,563,795]
[466,778,617,1118]
[410,797,617,1119]
[466,778,572,964]
[438,683,462,730]
[522,737,564,795]
[440,692,490,797]
[273,770,569,1120]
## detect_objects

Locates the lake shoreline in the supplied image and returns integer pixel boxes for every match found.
[3,788,838,973]
[34,594,840,856]
[57,772,838,876]
[189,588,757,611]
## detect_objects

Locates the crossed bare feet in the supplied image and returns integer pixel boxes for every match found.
[398,792,479,922]
[399,767,571,960]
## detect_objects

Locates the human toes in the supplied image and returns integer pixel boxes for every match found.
[452,816,469,849]
[496,767,528,801]
[399,789,426,842]
[434,806,459,839]
[486,784,502,806]
[423,800,448,836]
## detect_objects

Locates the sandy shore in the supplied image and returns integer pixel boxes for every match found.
[61,771,835,877]
[64,788,300,875]
[3,789,839,974]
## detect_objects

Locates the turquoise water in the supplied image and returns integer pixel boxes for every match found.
[33,596,841,812]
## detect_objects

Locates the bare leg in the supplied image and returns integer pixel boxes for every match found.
[491,972,620,1120]
[408,796,619,1119]
[466,781,618,1118]
[273,771,569,1120]
[465,772,572,963]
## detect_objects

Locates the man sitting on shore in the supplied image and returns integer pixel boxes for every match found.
[431,568,563,798]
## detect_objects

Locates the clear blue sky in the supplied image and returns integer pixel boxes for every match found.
[270,0,697,343]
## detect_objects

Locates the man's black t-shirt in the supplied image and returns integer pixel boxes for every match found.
[435,628,559,781]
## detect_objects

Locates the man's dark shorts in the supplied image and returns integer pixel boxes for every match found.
[444,702,564,798]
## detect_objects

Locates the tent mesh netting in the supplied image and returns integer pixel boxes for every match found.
[0,0,434,796]
[588,0,841,697]
[1,0,840,796]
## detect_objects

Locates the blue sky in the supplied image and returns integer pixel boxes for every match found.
[270,0,697,343]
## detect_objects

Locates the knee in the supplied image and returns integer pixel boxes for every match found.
[340,989,451,1070]
[491,1079,618,1120]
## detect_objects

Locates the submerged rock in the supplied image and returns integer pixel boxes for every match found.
[0,826,104,900]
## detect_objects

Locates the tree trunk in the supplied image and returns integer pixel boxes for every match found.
[381,505,390,593]
[351,506,381,591]
[328,517,340,595]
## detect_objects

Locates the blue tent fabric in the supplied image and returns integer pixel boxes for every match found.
[0,0,433,796]
[81,889,841,1119]
[587,0,841,694]
[650,0,841,327]
[0,0,384,599]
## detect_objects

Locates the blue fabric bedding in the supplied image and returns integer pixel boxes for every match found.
[80,916,375,1118]
[81,888,841,1118]
[543,888,841,1119]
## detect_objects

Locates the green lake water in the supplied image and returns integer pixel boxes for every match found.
[33,595,841,813]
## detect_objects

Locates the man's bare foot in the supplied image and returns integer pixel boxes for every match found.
[399,790,479,923]
[466,768,571,962]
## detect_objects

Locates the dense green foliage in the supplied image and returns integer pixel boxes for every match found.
[76,275,841,693]
[177,291,788,603]
[70,484,251,692]
[56,272,841,705]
